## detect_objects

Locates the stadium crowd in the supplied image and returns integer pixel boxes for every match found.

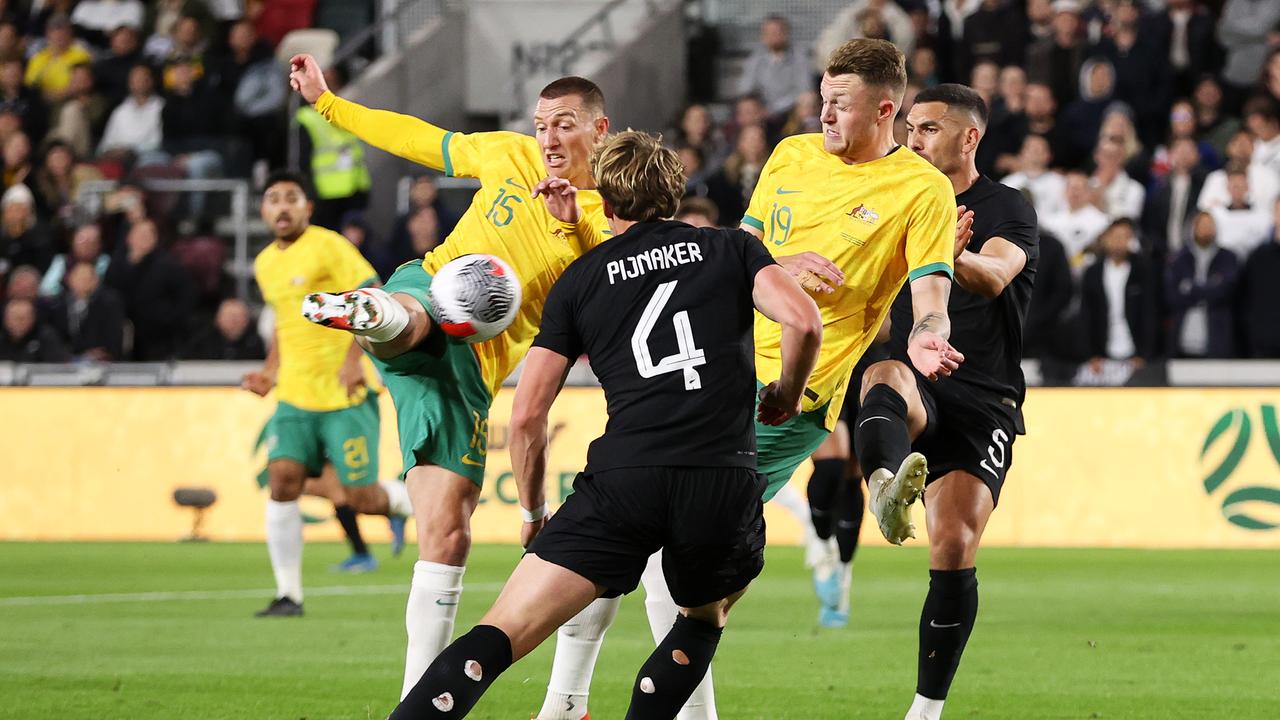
[2,0,1280,372]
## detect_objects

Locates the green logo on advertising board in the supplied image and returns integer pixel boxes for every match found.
[1201,405,1280,530]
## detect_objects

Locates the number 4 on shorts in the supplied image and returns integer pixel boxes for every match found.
[631,280,705,391]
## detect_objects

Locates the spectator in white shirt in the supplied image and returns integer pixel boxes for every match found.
[1002,133,1067,217]
[1243,97,1280,178]
[1090,137,1145,220]
[1198,128,1280,210]
[97,64,163,157]
[70,0,145,36]
[1041,169,1112,273]
[736,15,812,117]
[1208,167,1273,258]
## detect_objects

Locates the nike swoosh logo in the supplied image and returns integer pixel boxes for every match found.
[929,620,961,628]
[775,187,802,195]
[459,455,485,467]
[435,599,459,606]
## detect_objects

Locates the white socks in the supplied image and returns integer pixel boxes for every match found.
[907,693,945,720]
[402,561,465,699]
[538,596,622,719]
[357,288,410,343]
[265,499,303,603]
[379,479,414,517]
[837,560,854,614]
[640,552,719,720]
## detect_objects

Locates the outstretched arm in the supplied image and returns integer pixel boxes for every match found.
[290,53,462,174]
[752,264,823,426]
[509,347,571,547]
[906,275,963,381]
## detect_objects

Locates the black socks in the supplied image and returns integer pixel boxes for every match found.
[807,458,847,539]
[917,568,979,700]
[833,476,864,563]
[854,383,912,478]
[391,625,513,718]
[334,505,368,556]
[626,614,724,719]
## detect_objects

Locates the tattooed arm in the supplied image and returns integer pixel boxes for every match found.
[906,275,963,381]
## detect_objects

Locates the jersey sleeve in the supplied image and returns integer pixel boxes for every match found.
[734,229,778,278]
[531,268,583,360]
[987,190,1039,263]
[315,91,488,178]
[905,177,957,282]
[325,232,380,289]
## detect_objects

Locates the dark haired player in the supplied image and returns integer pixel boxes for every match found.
[389,131,821,718]
[857,83,1039,720]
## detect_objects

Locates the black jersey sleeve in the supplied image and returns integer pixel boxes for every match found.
[733,228,779,279]
[531,266,583,360]
[987,190,1039,262]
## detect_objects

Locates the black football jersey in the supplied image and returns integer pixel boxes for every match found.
[533,220,777,472]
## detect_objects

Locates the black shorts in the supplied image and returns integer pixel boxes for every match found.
[839,344,891,423]
[913,373,1021,505]
[527,466,767,608]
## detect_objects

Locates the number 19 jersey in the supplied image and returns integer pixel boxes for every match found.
[533,220,777,472]
[744,135,956,429]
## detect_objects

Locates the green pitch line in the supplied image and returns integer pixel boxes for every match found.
[1,542,1277,719]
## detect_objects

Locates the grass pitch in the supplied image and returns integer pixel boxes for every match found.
[1,542,1276,719]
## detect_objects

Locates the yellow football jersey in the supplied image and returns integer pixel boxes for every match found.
[255,225,380,412]
[744,135,956,429]
[316,92,612,398]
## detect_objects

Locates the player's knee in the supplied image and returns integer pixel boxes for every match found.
[420,521,471,563]
[929,527,980,570]
[861,360,912,399]
[267,468,305,502]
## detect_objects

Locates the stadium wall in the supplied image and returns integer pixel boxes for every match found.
[2,387,1278,547]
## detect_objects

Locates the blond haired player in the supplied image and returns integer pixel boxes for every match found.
[284,54,612,699]
[534,38,963,720]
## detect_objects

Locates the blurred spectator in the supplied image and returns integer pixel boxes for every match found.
[3,263,40,301]
[980,65,1029,177]
[399,206,442,268]
[23,15,91,103]
[705,124,768,228]
[0,296,69,362]
[1207,167,1273,257]
[1192,76,1241,157]
[385,175,458,277]
[0,59,47,145]
[1027,0,1087,108]
[97,64,163,157]
[1243,97,1280,177]
[779,90,820,137]
[1151,100,1220,182]
[296,66,369,230]
[47,63,107,159]
[1003,134,1066,218]
[161,57,224,215]
[1238,199,1280,357]
[47,259,125,361]
[1147,0,1220,100]
[1142,137,1206,260]
[935,0,981,82]
[724,93,777,149]
[961,0,1027,80]
[1259,48,1280,107]
[216,19,284,171]
[969,60,999,108]
[0,21,23,65]
[907,46,939,88]
[1095,2,1170,146]
[1098,108,1152,186]
[340,209,387,275]
[1024,82,1072,167]
[0,183,51,273]
[91,25,143,109]
[104,218,192,360]
[1090,137,1145,221]
[3,129,30,188]
[1026,0,1054,45]
[70,0,145,46]
[157,15,207,91]
[678,145,707,192]
[1022,230,1074,360]
[1165,212,1240,358]
[1217,0,1280,110]
[674,103,726,170]
[1062,59,1116,161]
[32,139,101,224]
[737,15,811,116]
[819,0,916,72]
[1198,129,1280,210]
[675,197,719,228]
[40,223,109,297]
[1081,219,1157,365]
[182,297,265,360]
[1041,170,1110,269]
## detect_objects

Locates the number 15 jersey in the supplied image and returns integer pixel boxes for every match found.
[533,220,777,473]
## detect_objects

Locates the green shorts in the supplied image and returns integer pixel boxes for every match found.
[756,398,831,502]
[267,391,380,487]
[372,260,493,485]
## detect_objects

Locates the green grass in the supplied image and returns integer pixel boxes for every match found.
[1,542,1277,719]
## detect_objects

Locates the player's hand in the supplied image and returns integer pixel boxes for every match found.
[338,362,366,397]
[288,53,328,104]
[532,177,581,225]
[757,380,802,426]
[521,517,549,549]
[953,205,975,259]
[242,370,275,397]
[776,252,844,294]
[907,332,964,381]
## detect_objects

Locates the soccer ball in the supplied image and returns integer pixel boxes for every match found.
[428,254,522,343]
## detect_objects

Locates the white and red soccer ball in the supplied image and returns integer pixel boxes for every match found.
[428,254,522,343]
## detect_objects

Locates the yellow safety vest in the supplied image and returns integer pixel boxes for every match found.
[295,106,372,200]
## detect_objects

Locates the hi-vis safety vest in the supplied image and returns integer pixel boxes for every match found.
[295,106,372,200]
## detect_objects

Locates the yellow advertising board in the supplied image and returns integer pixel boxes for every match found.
[0,387,1278,547]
